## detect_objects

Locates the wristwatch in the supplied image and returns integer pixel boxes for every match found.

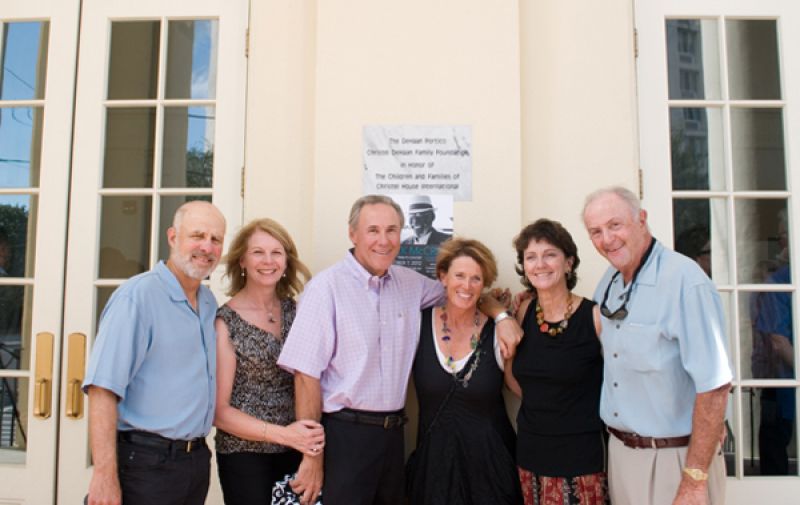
[682,467,708,481]
[494,311,512,324]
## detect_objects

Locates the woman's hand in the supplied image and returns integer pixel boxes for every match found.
[279,419,325,457]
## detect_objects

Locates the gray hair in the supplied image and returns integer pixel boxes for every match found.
[348,195,405,230]
[582,186,642,220]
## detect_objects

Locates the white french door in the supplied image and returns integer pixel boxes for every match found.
[0,1,247,503]
[0,1,80,503]
[637,1,800,503]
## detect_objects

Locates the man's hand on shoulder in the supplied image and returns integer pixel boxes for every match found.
[291,454,323,505]
[495,317,523,359]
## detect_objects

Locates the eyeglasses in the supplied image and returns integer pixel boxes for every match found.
[599,238,658,321]
[600,271,631,320]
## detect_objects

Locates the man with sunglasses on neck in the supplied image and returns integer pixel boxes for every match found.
[583,187,731,505]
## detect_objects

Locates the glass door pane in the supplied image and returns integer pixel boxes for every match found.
[59,2,246,504]
[639,4,800,496]
[0,1,80,503]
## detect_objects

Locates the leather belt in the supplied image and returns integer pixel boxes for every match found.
[118,430,206,454]
[326,409,408,429]
[608,427,690,449]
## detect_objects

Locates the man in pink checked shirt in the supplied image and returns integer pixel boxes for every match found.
[278,194,521,505]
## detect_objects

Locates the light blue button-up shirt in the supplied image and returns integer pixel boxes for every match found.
[594,240,732,437]
[83,261,217,439]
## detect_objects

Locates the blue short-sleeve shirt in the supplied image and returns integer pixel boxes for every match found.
[594,241,732,437]
[83,261,217,439]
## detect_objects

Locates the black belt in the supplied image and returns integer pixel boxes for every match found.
[118,430,206,454]
[326,409,408,429]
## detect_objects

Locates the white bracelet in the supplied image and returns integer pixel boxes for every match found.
[494,311,512,324]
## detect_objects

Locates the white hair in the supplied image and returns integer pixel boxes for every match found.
[582,186,642,219]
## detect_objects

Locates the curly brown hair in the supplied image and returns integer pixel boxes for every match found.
[513,218,580,291]
[224,218,311,299]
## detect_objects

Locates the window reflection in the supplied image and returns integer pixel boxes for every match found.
[0,107,43,188]
[731,108,786,191]
[0,377,27,455]
[741,387,797,476]
[162,106,215,188]
[673,198,729,283]
[736,200,790,284]
[726,20,781,100]
[107,21,160,100]
[666,19,720,100]
[166,20,218,99]
[98,196,152,278]
[103,108,156,188]
[0,22,49,100]
[670,107,724,190]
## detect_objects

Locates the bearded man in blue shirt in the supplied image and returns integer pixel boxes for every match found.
[83,201,226,505]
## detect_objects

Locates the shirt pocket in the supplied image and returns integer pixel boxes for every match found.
[619,322,663,372]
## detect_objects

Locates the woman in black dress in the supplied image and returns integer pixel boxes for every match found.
[505,219,609,505]
[407,238,522,505]
[214,219,325,505]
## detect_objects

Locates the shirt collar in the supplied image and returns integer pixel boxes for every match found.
[345,249,393,289]
[632,239,661,287]
[156,260,194,303]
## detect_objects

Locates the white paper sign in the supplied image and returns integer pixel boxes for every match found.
[363,125,472,201]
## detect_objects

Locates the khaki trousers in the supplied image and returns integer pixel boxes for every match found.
[608,434,726,505]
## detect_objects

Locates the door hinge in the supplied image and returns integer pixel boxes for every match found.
[241,165,246,198]
[634,28,639,59]
[245,28,250,58]
[638,168,644,200]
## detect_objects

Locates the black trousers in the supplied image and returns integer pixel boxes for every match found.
[217,450,301,505]
[116,434,211,505]
[322,412,406,505]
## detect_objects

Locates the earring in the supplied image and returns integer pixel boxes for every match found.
[241,269,246,277]
[282,273,287,278]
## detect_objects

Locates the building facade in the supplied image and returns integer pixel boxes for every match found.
[0,0,797,503]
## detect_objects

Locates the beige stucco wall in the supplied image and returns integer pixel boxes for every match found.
[519,0,639,293]
[221,1,637,503]
[245,0,638,289]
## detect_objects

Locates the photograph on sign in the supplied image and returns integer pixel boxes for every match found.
[391,194,453,279]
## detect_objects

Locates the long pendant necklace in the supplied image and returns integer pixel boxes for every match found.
[439,305,481,373]
[536,294,574,337]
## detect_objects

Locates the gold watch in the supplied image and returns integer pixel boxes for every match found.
[682,467,709,481]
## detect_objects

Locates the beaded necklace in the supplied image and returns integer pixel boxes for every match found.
[535,294,574,337]
[439,305,481,373]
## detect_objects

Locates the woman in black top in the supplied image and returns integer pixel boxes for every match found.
[407,238,522,504]
[505,219,609,505]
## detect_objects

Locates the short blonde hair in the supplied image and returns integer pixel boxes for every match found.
[223,218,311,299]
[435,237,497,287]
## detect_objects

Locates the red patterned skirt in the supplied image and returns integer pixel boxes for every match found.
[518,467,609,505]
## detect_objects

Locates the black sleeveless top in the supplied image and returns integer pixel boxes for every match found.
[407,307,522,504]
[512,297,606,477]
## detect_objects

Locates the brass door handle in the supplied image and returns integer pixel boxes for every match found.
[65,332,87,419]
[33,332,54,419]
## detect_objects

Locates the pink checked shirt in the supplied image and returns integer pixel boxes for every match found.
[278,251,444,413]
